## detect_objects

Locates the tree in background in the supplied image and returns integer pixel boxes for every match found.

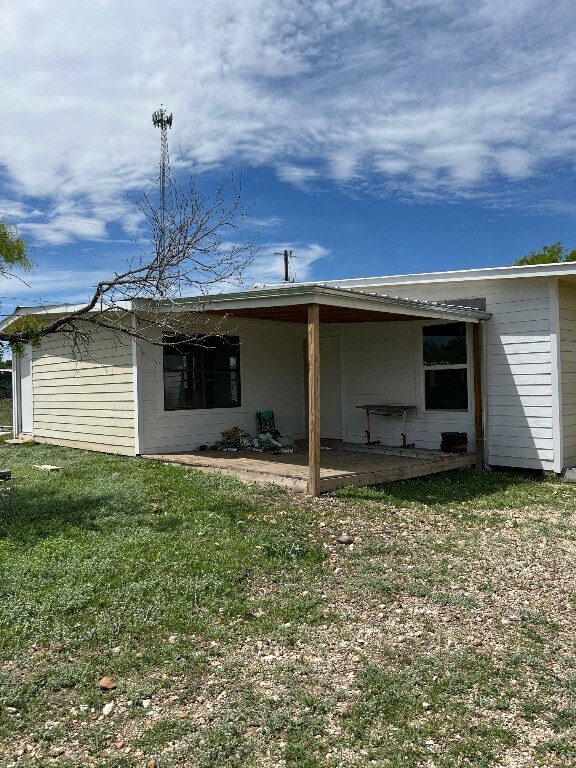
[0,176,257,352]
[0,220,32,276]
[0,220,34,357]
[513,242,576,266]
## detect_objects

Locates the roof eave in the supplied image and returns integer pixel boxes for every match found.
[258,261,576,290]
[156,284,490,322]
[0,283,490,335]
[0,301,133,334]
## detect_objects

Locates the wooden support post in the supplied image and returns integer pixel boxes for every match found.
[307,303,321,496]
[473,322,484,471]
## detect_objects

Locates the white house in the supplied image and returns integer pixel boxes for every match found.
[4,261,576,492]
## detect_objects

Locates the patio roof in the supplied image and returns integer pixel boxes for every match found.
[0,283,491,332]
[165,284,490,495]
[182,284,492,324]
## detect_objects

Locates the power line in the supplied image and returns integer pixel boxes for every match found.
[0,207,108,228]
[289,252,407,269]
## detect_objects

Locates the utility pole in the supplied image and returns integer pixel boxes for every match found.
[152,106,173,256]
[283,249,293,282]
[274,249,294,282]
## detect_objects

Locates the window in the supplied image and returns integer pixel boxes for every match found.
[422,323,468,410]
[163,335,241,410]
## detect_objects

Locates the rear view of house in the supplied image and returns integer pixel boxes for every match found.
[6,261,576,490]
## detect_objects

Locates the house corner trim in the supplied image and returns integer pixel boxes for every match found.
[549,279,564,473]
[132,317,143,456]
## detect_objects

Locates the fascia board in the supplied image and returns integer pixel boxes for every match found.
[260,262,576,290]
[150,286,489,321]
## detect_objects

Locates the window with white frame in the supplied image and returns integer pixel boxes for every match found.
[422,322,468,410]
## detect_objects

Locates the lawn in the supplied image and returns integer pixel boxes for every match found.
[1,439,576,767]
[0,397,12,428]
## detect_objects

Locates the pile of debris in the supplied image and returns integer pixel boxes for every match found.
[202,412,297,454]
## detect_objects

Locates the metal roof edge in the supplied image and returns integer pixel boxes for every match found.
[0,301,133,333]
[173,283,491,320]
[0,282,491,335]
[258,261,576,290]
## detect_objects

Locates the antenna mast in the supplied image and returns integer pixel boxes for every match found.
[152,106,173,254]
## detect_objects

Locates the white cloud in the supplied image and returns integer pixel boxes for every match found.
[20,218,107,245]
[248,243,330,285]
[246,215,284,229]
[0,268,105,320]
[0,0,575,238]
[276,165,319,188]
[496,148,533,180]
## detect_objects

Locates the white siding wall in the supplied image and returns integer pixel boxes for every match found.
[138,278,557,469]
[331,321,475,450]
[342,277,555,470]
[17,275,561,470]
[559,280,576,467]
[31,329,135,455]
[139,318,306,454]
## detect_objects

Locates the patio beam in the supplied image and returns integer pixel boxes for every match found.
[307,303,321,496]
[473,322,485,471]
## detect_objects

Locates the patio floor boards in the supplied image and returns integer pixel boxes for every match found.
[143,445,475,493]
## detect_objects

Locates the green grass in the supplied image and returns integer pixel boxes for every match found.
[0,447,323,648]
[335,464,573,513]
[344,652,520,766]
[0,440,325,760]
[0,397,12,427]
[1,440,576,766]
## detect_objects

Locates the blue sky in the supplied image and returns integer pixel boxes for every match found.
[1,0,576,316]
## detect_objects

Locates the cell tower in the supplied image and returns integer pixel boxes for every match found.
[152,106,173,252]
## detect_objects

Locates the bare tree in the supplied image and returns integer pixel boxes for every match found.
[0,175,257,351]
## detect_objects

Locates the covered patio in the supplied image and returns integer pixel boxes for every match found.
[153,284,491,494]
